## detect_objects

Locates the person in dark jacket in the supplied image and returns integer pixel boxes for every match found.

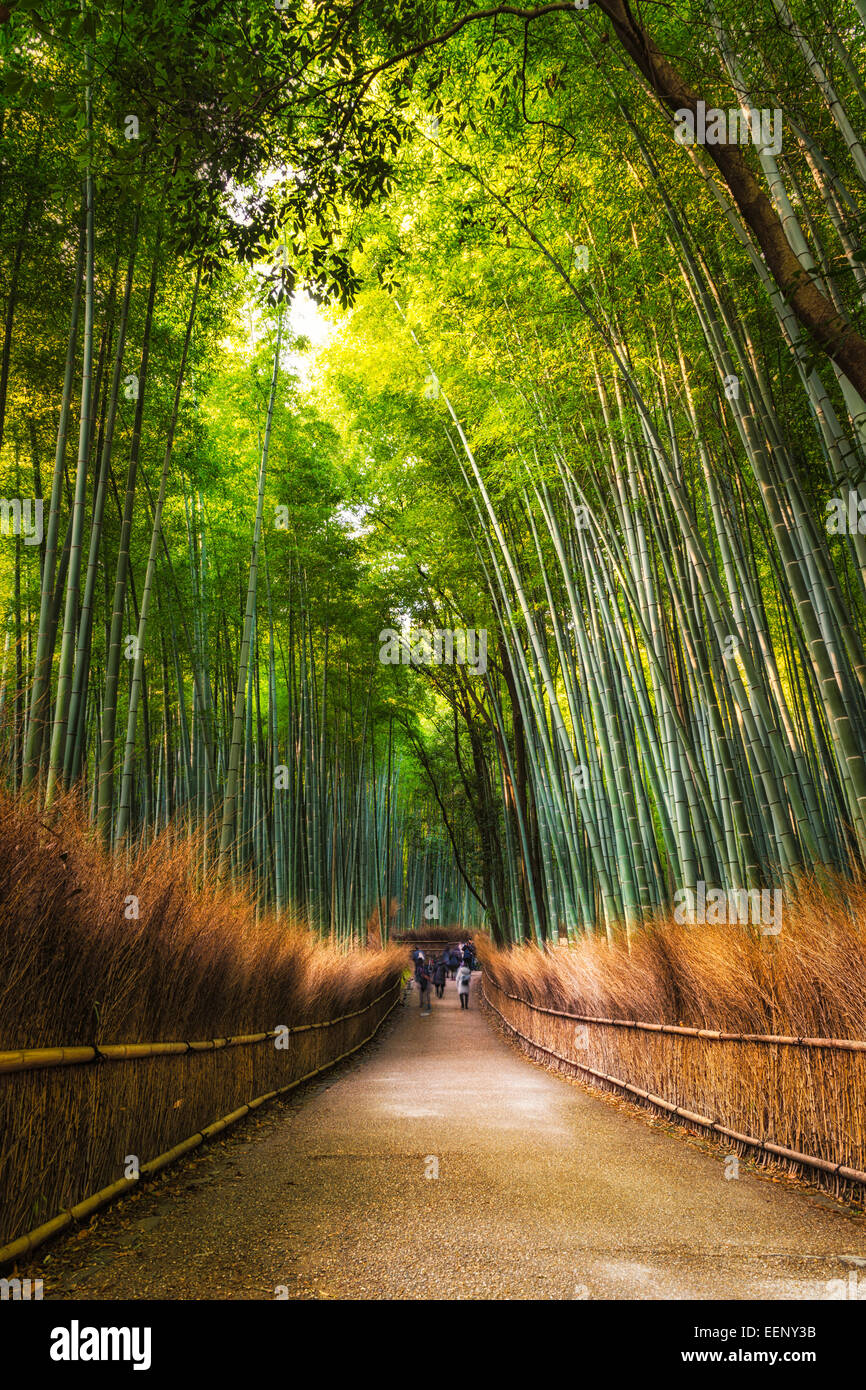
[414,953,433,1014]
[433,957,447,999]
[462,942,474,969]
[413,950,426,990]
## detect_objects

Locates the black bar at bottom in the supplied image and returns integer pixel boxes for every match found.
[1,1296,857,1378]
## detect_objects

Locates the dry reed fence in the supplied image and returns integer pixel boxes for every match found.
[393,928,470,946]
[478,890,866,1201]
[0,791,407,1260]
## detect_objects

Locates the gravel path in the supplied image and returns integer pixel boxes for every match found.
[32,976,866,1300]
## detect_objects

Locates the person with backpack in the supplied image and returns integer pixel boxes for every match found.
[462,942,474,969]
[433,956,447,999]
[413,950,426,993]
[415,953,433,1014]
[456,960,471,1009]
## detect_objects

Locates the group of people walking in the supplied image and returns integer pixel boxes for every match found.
[411,941,476,1015]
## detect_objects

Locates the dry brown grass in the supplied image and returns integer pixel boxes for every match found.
[478,880,866,1037]
[0,789,407,1250]
[478,884,866,1197]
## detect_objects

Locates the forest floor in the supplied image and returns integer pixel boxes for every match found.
[26,977,866,1300]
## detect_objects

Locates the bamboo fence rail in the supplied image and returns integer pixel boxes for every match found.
[0,979,403,1264]
[391,938,465,955]
[482,976,866,1194]
[0,982,401,1077]
[486,991,866,1053]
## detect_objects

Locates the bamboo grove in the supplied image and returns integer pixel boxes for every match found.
[309,0,866,943]
[0,0,481,941]
[3,1,866,945]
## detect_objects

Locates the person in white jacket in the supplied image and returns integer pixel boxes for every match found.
[455,962,472,1010]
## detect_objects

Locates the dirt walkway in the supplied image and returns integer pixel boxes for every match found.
[33,977,866,1300]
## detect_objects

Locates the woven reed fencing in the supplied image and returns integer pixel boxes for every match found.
[0,979,402,1263]
[392,935,468,951]
[482,976,866,1196]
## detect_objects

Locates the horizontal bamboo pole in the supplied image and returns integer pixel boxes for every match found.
[0,980,402,1268]
[495,986,866,1053]
[393,938,464,948]
[483,981,866,1188]
[0,982,400,1076]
